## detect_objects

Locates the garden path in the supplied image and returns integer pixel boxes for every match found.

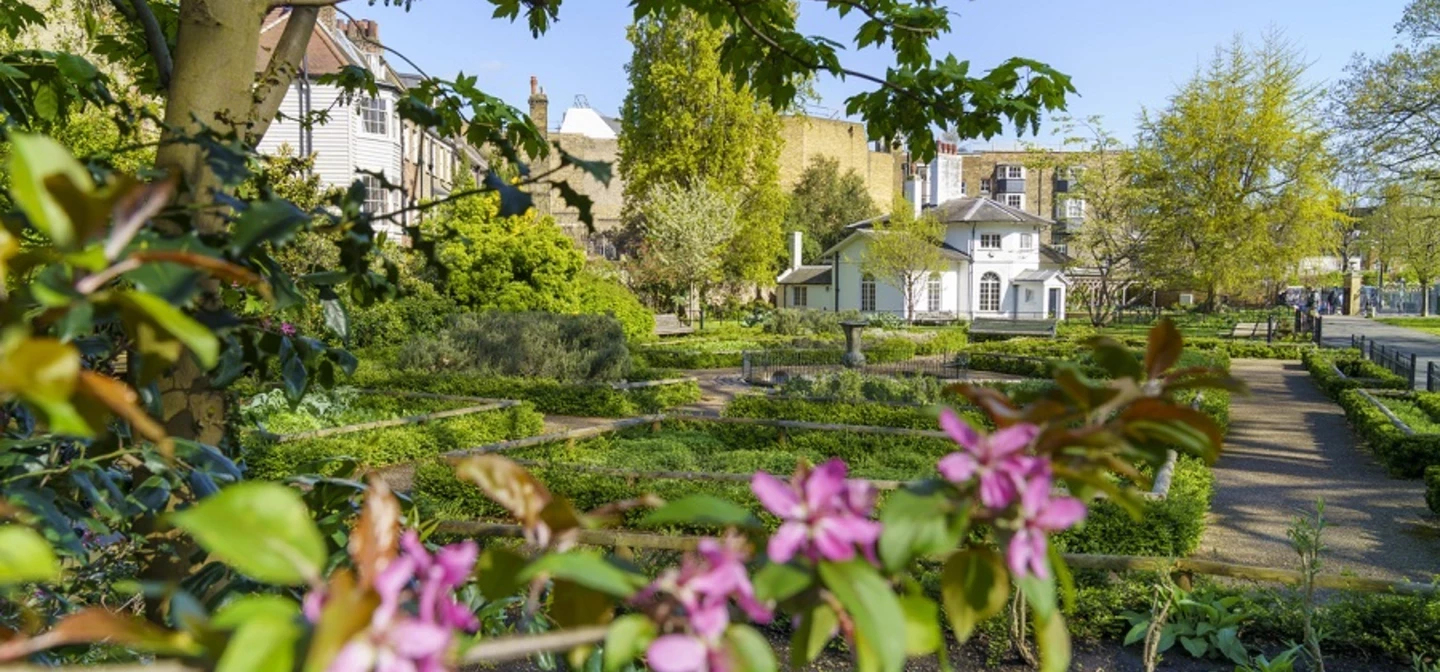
[1320,315,1440,389]
[1197,358,1440,583]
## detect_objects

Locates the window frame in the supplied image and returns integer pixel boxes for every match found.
[979,272,1001,312]
[1065,198,1085,219]
[1005,165,1024,179]
[980,178,991,193]
[360,174,387,214]
[860,274,876,312]
[793,285,807,308]
[1004,193,1024,209]
[358,96,388,136]
[979,233,1002,250]
[1020,233,1034,250]
[926,272,942,313]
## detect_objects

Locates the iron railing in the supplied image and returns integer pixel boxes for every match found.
[1353,336,1418,385]
[1428,361,1440,393]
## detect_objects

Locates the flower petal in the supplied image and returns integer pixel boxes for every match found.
[434,541,478,588]
[987,423,1040,457]
[1006,529,1038,578]
[804,459,848,512]
[751,472,803,518]
[978,471,1019,509]
[767,522,808,564]
[812,518,858,562]
[329,640,378,672]
[937,452,978,483]
[1034,496,1087,532]
[844,479,877,516]
[648,635,709,672]
[690,602,731,640]
[939,408,982,450]
[400,529,432,572]
[386,619,452,658]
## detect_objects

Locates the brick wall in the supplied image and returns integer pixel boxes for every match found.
[777,115,898,208]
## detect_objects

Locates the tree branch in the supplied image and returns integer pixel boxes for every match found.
[128,0,173,89]
[247,6,321,147]
[273,0,346,6]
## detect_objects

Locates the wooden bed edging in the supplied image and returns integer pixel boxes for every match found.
[606,377,698,391]
[441,415,667,458]
[434,521,1438,596]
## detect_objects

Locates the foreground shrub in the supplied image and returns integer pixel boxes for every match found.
[398,311,632,381]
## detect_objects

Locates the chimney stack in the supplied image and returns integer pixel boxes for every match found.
[345,18,382,55]
[528,76,549,137]
[790,231,803,270]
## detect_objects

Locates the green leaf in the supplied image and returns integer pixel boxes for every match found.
[1016,574,1057,622]
[1088,338,1142,380]
[724,624,777,672]
[212,595,303,672]
[641,495,759,528]
[519,551,645,598]
[475,546,528,600]
[940,549,1009,643]
[789,603,838,669]
[0,525,61,584]
[1047,543,1076,613]
[818,560,906,672]
[899,593,941,656]
[550,579,613,628]
[115,290,220,371]
[603,613,655,672]
[0,337,90,438]
[7,132,94,248]
[1216,627,1248,665]
[319,288,349,345]
[751,562,812,603]
[878,484,965,573]
[1122,621,1147,647]
[170,482,326,586]
[1179,635,1208,659]
[281,351,307,403]
[1034,610,1071,672]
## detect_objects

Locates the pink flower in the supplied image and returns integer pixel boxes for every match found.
[637,536,769,672]
[937,409,1039,509]
[281,322,297,336]
[1005,466,1086,579]
[750,460,882,565]
[646,602,732,672]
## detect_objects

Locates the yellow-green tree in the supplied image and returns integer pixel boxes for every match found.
[1132,34,1338,306]
[860,197,945,322]
[1371,181,1440,315]
[619,8,786,288]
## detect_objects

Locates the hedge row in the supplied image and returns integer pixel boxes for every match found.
[414,420,1216,558]
[351,366,700,417]
[1427,466,1440,515]
[1114,335,1314,360]
[241,402,546,480]
[1336,389,1440,478]
[1302,348,1411,399]
[637,336,929,371]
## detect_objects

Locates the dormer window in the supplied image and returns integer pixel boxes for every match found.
[1003,165,1024,179]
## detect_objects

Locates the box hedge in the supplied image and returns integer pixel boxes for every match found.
[1336,389,1440,478]
[1426,465,1440,514]
[242,402,546,480]
[1055,456,1214,557]
[352,366,700,417]
[1303,348,1411,399]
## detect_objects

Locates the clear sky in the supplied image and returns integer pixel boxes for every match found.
[377,0,1408,147]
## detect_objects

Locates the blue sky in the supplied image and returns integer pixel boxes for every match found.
[377,0,1408,146]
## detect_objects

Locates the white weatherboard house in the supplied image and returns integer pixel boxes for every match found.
[776,197,1069,320]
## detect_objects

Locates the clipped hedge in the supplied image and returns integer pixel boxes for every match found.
[723,395,960,430]
[1055,456,1214,557]
[1336,389,1440,478]
[242,402,546,480]
[1427,466,1440,515]
[352,365,700,417]
[1112,335,1314,360]
[1303,348,1411,399]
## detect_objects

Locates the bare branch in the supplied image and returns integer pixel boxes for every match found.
[128,0,173,89]
[247,6,321,147]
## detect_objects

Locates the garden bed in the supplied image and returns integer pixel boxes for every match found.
[1336,388,1440,479]
[1303,348,1411,399]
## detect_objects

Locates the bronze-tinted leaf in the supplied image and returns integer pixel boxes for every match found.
[1143,318,1184,379]
[74,371,173,458]
[106,174,178,261]
[302,569,379,672]
[1119,398,1224,462]
[349,476,400,590]
[454,455,553,532]
[132,251,272,300]
[0,608,200,662]
[946,384,1022,426]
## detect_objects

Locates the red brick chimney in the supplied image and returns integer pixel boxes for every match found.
[345,18,382,55]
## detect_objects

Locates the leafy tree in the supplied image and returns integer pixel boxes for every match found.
[859,197,945,322]
[1371,181,1440,314]
[1132,33,1338,307]
[1047,118,1148,326]
[427,173,586,314]
[639,181,740,318]
[619,8,786,287]
[786,156,879,262]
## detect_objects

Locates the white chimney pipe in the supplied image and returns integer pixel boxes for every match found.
[790,231,803,270]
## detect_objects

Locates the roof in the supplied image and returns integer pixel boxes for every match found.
[257,9,398,87]
[777,265,833,285]
[1013,269,1067,283]
[1040,245,1071,265]
[818,229,971,264]
[847,197,1054,230]
[938,241,971,261]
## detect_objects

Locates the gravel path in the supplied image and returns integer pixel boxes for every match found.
[1197,359,1440,582]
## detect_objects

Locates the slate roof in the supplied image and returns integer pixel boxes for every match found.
[847,197,1054,230]
[1013,269,1066,283]
[777,265,833,285]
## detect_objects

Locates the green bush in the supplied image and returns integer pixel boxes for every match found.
[638,349,745,369]
[1303,349,1410,399]
[354,364,700,417]
[867,336,917,363]
[1056,456,1214,557]
[1426,466,1440,515]
[577,270,655,343]
[763,308,858,336]
[1113,335,1313,360]
[242,402,545,480]
[912,327,968,355]
[724,395,964,430]
[239,387,473,435]
[397,311,632,381]
[1336,389,1440,478]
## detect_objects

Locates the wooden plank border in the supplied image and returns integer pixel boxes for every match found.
[261,399,521,444]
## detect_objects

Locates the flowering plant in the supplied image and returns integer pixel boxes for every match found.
[0,321,1234,672]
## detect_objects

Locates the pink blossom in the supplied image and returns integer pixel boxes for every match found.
[750,459,882,565]
[280,322,298,336]
[638,537,769,672]
[1005,466,1086,579]
[937,409,1040,509]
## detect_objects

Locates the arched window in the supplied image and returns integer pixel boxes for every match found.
[861,273,876,312]
[979,272,1001,312]
[927,272,943,313]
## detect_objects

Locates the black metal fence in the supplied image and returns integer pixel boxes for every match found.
[1351,334,1418,385]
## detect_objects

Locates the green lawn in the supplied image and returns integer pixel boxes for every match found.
[1377,316,1440,337]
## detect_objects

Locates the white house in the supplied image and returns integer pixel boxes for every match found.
[776,197,1069,320]
[255,9,475,239]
